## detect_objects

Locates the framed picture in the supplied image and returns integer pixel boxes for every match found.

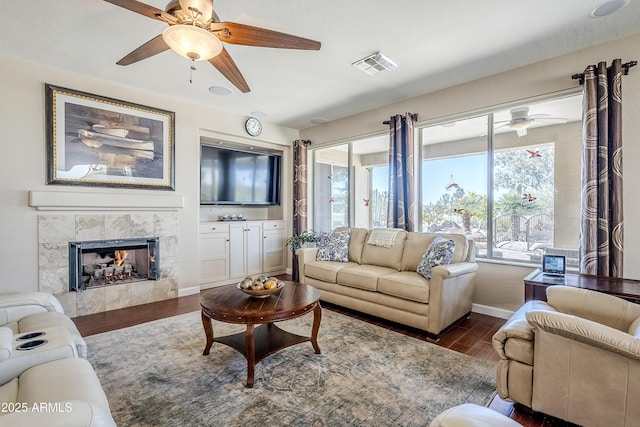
[45,84,175,190]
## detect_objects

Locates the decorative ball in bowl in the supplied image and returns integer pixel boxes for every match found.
[237,275,285,298]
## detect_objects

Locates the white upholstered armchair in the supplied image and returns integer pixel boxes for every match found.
[493,285,640,427]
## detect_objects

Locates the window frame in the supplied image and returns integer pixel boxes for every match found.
[308,88,582,268]
[416,89,582,266]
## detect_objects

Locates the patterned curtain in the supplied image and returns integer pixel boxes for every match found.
[580,59,624,277]
[386,113,418,231]
[292,139,311,281]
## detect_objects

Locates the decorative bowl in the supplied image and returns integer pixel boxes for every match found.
[236,279,285,298]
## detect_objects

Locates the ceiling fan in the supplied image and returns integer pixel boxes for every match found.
[103,0,321,93]
[495,107,568,137]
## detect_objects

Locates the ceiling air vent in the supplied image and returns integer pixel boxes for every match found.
[352,52,398,75]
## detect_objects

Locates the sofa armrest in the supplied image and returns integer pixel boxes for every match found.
[425,262,479,335]
[492,300,555,359]
[430,262,478,279]
[0,293,64,326]
[546,285,640,332]
[295,247,319,282]
[526,309,640,360]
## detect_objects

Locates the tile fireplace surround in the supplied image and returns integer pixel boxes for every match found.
[38,213,178,317]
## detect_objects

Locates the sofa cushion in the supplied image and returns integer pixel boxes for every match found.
[17,358,110,412]
[316,230,351,262]
[336,227,369,264]
[417,237,455,280]
[361,229,407,270]
[305,261,357,284]
[336,265,398,291]
[0,378,18,405]
[402,233,469,271]
[378,271,430,303]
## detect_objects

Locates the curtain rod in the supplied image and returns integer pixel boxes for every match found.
[571,60,637,85]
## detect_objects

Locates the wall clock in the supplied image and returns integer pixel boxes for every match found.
[245,117,262,136]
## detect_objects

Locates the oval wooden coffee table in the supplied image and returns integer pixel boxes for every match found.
[200,281,322,388]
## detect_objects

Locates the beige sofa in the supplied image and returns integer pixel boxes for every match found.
[493,285,640,427]
[297,228,478,337]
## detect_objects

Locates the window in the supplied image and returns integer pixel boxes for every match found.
[313,145,349,232]
[420,94,582,265]
[310,92,582,267]
[370,165,389,228]
[422,116,488,252]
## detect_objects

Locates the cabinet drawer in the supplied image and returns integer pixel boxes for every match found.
[262,221,286,230]
[199,222,230,234]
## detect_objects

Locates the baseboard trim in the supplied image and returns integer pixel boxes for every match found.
[178,286,201,297]
[471,303,514,320]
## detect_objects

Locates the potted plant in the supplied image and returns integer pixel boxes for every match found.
[286,230,319,251]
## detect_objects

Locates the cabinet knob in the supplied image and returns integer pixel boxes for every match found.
[226,239,229,242]
[264,235,267,239]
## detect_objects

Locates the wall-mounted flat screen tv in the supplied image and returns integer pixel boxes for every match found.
[200,144,281,206]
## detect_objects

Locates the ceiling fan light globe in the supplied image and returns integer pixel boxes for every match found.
[162,24,222,61]
[509,120,531,130]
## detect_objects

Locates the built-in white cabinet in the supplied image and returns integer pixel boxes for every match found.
[262,221,287,274]
[199,220,287,287]
[229,222,263,279]
[198,223,230,284]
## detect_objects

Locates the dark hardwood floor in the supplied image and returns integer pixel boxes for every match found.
[72,279,575,427]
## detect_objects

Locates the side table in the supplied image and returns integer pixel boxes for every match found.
[523,268,640,304]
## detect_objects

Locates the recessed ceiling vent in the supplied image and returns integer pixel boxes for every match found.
[352,52,398,75]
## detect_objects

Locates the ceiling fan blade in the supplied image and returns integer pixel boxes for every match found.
[104,0,177,24]
[117,34,170,66]
[210,22,321,50]
[531,116,568,123]
[208,47,250,93]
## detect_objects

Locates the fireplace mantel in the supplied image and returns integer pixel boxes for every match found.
[29,190,184,211]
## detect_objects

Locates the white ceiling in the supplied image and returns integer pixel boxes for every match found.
[1,0,639,130]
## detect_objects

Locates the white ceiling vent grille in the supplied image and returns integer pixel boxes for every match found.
[352,52,398,75]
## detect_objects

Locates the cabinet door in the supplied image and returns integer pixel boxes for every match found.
[229,223,246,279]
[198,233,229,284]
[262,221,286,273]
[245,223,263,276]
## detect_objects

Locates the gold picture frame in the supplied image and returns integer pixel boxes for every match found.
[45,84,175,190]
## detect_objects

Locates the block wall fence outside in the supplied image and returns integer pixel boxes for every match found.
[38,213,179,317]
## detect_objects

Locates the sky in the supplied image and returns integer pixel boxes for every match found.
[371,154,488,205]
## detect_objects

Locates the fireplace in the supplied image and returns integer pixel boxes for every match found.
[69,238,159,292]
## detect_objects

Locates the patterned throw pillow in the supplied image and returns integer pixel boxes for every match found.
[417,237,456,280]
[316,230,351,262]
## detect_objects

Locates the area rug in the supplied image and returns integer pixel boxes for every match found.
[85,309,496,426]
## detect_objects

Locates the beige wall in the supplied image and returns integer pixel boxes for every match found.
[301,33,640,314]
[2,32,639,317]
[0,55,298,295]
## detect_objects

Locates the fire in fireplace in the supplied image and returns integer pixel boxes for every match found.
[68,238,159,291]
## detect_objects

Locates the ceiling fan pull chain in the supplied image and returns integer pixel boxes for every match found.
[189,58,196,83]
